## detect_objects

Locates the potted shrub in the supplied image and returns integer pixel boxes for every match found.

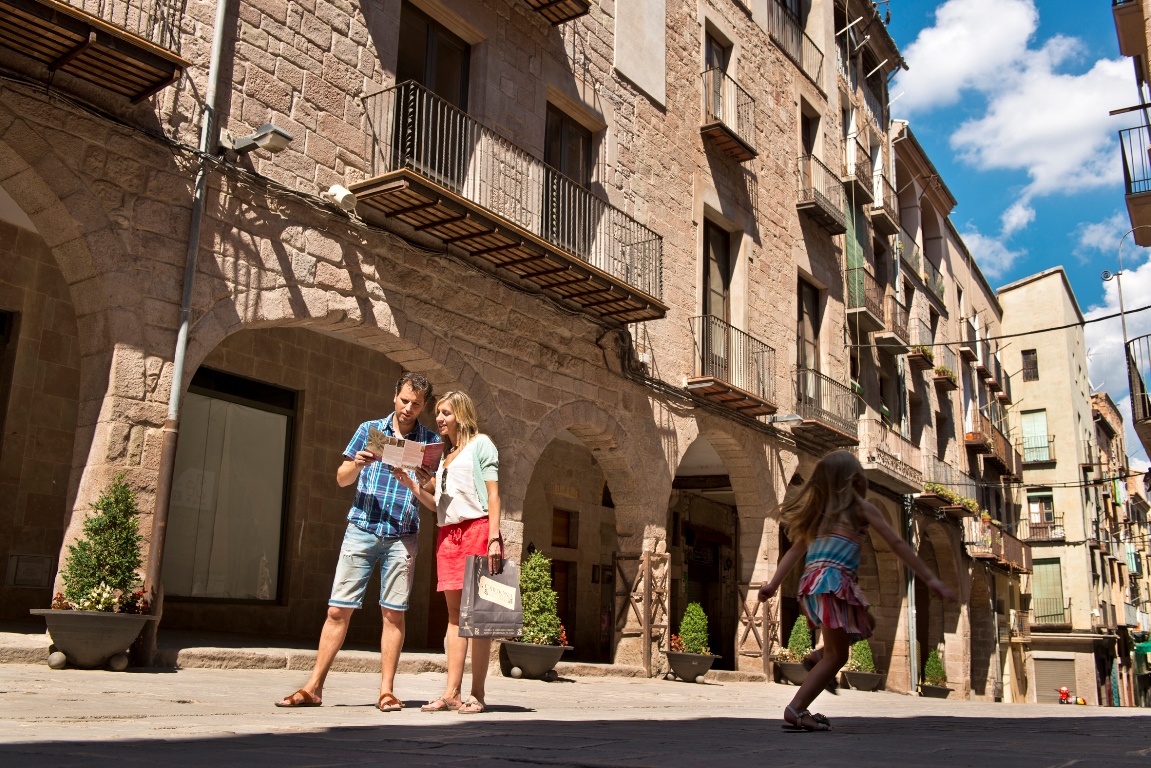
[30,474,156,670]
[933,365,958,391]
[775,616,813,685]
[664,602,718,683]
[501,550,572,681]
[843,639,883,691]
[920,649,952,698]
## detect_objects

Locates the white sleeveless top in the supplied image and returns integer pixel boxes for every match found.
[434,441,487,527]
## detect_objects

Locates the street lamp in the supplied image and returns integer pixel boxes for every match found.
[767,413,804,425]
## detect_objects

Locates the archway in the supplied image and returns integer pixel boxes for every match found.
[857,495,907,690]
[915,518,966,693]
[969,566,997,699]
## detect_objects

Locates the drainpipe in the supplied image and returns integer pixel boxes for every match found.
[138,0,230,666]
[905,494,918,693]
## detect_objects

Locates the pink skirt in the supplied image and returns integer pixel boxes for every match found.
[435,517,488,591]
[798,565,874,640]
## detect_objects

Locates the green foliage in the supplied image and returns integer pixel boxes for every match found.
[61,473,144,609]
[518,550,563,645]
[934,365,957,384]
[787,616,813,659]
[923,649,947,687]
[677,602,710,655]
[911,345,935,362]
[845,640,876,673]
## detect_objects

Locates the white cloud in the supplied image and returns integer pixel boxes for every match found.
[1073,211,1132,258]
[896,0,1136,249]
[960,227,1026,278]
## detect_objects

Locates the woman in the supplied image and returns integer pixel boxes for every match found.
[392,390,501,714]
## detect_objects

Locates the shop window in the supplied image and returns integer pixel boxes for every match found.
[163,368,296,601]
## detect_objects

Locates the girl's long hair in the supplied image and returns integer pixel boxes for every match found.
[780,450,867,545]
[437,390,479,449]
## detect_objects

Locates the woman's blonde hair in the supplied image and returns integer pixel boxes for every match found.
[779,450,867,545]
[436,391,479,448]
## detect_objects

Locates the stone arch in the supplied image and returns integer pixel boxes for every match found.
[860,494,908,691]
[969,566,997,699]
[917,517,968,695]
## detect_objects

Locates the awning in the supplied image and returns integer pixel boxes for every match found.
[1135,641,1151,656]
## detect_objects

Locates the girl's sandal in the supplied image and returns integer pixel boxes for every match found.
[420,697,460,712]
[458,696,486,714]
[376,692,404,712]
[782,705,831,732]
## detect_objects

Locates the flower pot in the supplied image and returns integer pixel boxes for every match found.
[920,683,952,699]
[501,640,573,680]
[777,660,808,685]
[843,670,883,691]
[664,650,718,683]
[31,609,155,669]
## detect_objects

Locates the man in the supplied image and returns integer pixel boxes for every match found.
[276,372,438,712]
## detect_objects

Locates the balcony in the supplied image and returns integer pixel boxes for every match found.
[1000,528,1032,572]
[1017,514,1065,542]
[1126,333,1151,454]
[701,68,757,162]
[1031,597,1072,629]
[874,296,910,355]
[842,137,874,204]
[985,351,1003,392]
[793,366,859,450]
[857,418,922,494]
[860,79,885,129]
[846,267,884,334]
[898,227,922,274]
[869,171,899,236]
[1020,434,1056,464]
[920,456,979,516]
[934,344,959,393]
[765,0,824,87]
[976,338,992,377]
[0,0,188,102]
[998,367,1013,404]
[966,411,994,453]
[962,518,1031,572]
[1129,544,1145,576]
[796,155,847,234]
[985,424,1021,477]
[959,319,978,362]
[1119,127,1151,247]
[906,316,934,371]
[1010,609,1031,641]
[834,38,855,88]
[922,255,945,302]
[687,315,777,417]
[521,0,589,24]
[1113,0,1147,58]
[355,82,665,325]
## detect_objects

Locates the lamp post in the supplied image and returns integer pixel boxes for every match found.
[1109,227,1151,427]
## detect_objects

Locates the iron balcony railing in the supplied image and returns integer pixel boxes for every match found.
[924,455,979,502]
[967,410,994,449]
[690,315,776,406]
[861,79,885,127]
[978,337,992,373]
[1010,609,1031,640]
[794,366,858,438]
[363,81,662,300]
[898,226,921,274]
[702,68,756,153]
[797,154,845,216]
[1020,435,1056,464]
[1032,597,1072,626]
[922,256,945,301]
[909,315,933,351]
[858,419,922,486]
[834,38,855,87]
[873,172,899,226]
[1000,528,1032,572]
[846,267,883,320]
[62,0,182,51]
[1017,513,1065,542]
[963,517,1002,559]
[1128,333,1151,424]
[1120,126,1151,196]
[937,342,958,378]
[766,0,824,86]
[886,297,910,346]
[844,136,872,183]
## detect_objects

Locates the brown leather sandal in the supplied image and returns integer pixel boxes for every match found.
[376,692,404,712]
[275,689,321,707]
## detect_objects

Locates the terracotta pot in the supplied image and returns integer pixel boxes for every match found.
[777,660,808,685]
[920,683,952,699]
[31,609,155,669]
[501,640,572,680]
[843,670,883,691]
[664,650,718,683]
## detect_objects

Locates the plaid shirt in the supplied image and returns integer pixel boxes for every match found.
[344,414,440,538]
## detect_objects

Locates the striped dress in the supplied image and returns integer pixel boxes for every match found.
[797,528,874,640]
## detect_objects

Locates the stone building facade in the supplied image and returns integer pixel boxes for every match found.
[0,0,1032,696]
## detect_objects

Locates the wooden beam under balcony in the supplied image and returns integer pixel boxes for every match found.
[350,172,668,325]
[686,376,777,417]
[0,0,188,102]
[701,122,756,162]
[522,0,589,24]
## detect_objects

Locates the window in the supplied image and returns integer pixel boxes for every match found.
[1021,409,1051,462]
[800,110,818,156]
[1022,349,1038,381]
[703,220,731,322]
[1027,493,1055,523]
[543,105,593,254]
[545,105,592,188]
[551,507,578,549]
[1031,558,1066,624]
[397,2,469,108]
[797,279,821,371]
[163,369,296,601]
[704,33,729,123]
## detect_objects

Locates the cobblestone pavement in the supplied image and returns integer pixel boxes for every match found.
[1,664,1150,767]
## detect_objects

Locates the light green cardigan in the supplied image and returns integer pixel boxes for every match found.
[467,434,499,512]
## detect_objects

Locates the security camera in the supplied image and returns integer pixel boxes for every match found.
[321,185,358,212]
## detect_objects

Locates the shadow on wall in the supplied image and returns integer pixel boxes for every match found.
[3,715,1151,766]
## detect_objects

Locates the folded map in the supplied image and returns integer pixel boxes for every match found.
[366,427,444,470]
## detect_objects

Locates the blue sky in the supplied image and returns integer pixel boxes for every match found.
[881,0,1151,463]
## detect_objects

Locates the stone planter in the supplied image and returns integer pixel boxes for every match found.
[664,651,718,683]
[777,660,808,686]
[501,640,572,681]
[920,683,952,699]
[843,670,883,691]
[31,609,155,669]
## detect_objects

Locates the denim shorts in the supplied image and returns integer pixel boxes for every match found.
[329,522,417,611]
